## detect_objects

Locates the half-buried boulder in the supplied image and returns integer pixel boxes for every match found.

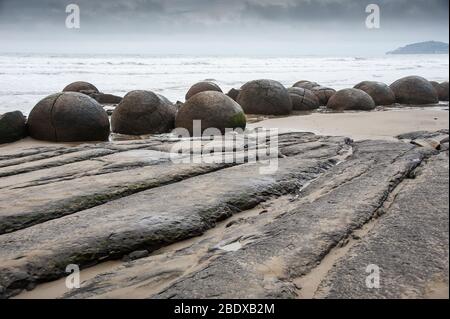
[63,81,99,94]
[327,88,376,111]
[111,90,176,135]
[237,79,292,115]
[185,82,222,100]
[390,76,439,105]
[175,91,246,136]
[0,111,27,144]
[28,92,110,142]
[311,86,336,105]
[430,81,449,101]
[287,87,320,111]
[354,81,396,106]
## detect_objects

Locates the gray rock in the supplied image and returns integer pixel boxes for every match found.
[63,81,99,93]
[390,76,439,105]
[28,92,110,142]
[185,82,222,100]
[287,87,320,111]
[311,86,337,106]
[327,88,376,111]
[354,81,396,106]
[237,79,292,115]
[90,93,123,105]
[0,111,27,144]
[226,88,240,101]
[430,81,449,101]
[293,80,320,90]
[175,91,246,135]
[111,90,176,135]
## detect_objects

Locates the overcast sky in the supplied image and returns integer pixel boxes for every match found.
[1,0,448,55]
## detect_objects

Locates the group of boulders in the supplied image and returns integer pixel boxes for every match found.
[0,76,448,144]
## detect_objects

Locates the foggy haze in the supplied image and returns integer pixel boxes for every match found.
[1,0,448,56]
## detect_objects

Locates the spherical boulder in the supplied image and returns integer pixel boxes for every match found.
[430,81,449,101]
[390,76,438,105]
[327,88,376,111]
[237,79,292,115]
[287,87,320,111]
[0,111,27,144]
[111,90,176,135]
[354,81,396,106]
[311,86,336,106]
[28,92,110,142]
[185,82,222,100]
[175,91,246,136]
[63,81,99,94]
[293,81,320,90]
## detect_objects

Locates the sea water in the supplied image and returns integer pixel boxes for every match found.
[0,53,448,115]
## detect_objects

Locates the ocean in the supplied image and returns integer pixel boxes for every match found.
[0,53,448,115]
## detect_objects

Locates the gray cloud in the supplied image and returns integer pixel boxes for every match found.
[0,0,448,55]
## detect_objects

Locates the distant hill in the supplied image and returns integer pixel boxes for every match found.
[387,41,449,55]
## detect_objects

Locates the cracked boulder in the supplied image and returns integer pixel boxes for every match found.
[237,79,292,115]
[27,92,110,142]
[111,90,176,135]
[63,81,99,94]
[390,76,439,105]
[327,88,376,111]
[185,82,222,100]
[311,86,336,106]
[354,81,396,106]
[175,91,246,135]
[0,111,27,144]
[287,87,320,111]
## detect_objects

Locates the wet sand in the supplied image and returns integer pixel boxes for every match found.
[248,107,449,141]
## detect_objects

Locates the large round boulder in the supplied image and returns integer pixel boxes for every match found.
[0,111,27,144]
[28,92,110,142]
[293,80,320,91]
[327,88,376,111]
[185,82,222,100]
[390,76,438,105]
[354,81,396,106]
[175,91,246,136]
[311,86,336,106]
[63,81,99,94]
[287,87,320,111]
[430,81,449,101]
[237,79,292,115]
[111,90,176,135]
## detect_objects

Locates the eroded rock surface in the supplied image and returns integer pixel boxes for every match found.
[0,129,448,300]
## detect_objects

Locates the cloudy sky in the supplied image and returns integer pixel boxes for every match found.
[0,0,448,55]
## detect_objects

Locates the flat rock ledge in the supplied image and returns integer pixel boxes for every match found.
[0,129,448,299]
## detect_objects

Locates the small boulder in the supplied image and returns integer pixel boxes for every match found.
[111,90,176,135]
[390,76,439,105]
[287,87,320,111]
[0,111,27,144]
[28,92,110,142]
[185,82,222,100]
[63,81,99,94]
[226,88,240,101]
[354,81,396,106]
[327,88,376,111]
[293,81,320,90]
[430,81,449,101]
[237,79,292,115]
[175,91,246,135]
[311,86,336,105]
[90,93,123,105]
